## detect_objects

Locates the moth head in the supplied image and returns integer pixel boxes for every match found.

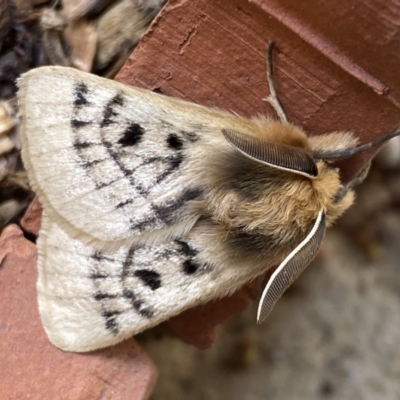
[310,124,400,224]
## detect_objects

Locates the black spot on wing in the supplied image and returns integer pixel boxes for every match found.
[155,153,184,184]
[183,259,201,274]
[152,202,180,225]
[71,119,90,129]
[82,159,105,169]
[137,307,154,318]
[121,246,137,278]
[94,292,118,301]
[175,240,198,258]
[123,289,154,318]
[97,137,138,185]
[73,82,89,106]
[128,188,202,232]
[134,183,149,196]
[122,289,135,300]
[100,94,124,127]
[116,198,133,209]
[89,272,108,279]
[134,269,161,290]
[152,188,202,225]
[167,133,183,149]
[131,216,158,233]
[102,310,121,334]
[95,178,122,190]
[101,108,116,127]
[175,240,206,274]
[102,140,112,149]
[91,251,115,263]
[73,141,94,150]
[169,153,184,170]
[133,183,147,196]
[118,123,145,146]
[112,94,124,106]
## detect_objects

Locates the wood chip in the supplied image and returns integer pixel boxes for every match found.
[0,0,11,44]
[132,0,165,12]
[0,136,14,155]
[40,8,66,30]
[94,0,151,74]
[31,0,51,5]
[1,170,30,192]
[61,0,118,20]
[41,9,70,66]
[0,101,16,137]
[63,18,97,71]
[12,0,33,22]
[0,199,29,227]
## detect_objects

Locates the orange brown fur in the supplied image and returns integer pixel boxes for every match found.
[187,117,357,268]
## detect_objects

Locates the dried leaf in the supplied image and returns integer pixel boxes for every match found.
[41,9,70,66]
[63,18,97,71]
[0,101,17,137]
[94,0,151,75]
[61,0,118,20]
[0,0,11,46]
[0,136,14,155]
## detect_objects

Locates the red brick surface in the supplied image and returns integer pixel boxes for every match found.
[0,224,158,399]
[117,0,400,182]
[20,196,42,236]
[166,281,259,349]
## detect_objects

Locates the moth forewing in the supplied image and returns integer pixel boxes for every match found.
[17,67,322,247]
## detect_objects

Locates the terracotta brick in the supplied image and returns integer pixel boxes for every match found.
[116,0,400,182]
[20,196,42,236]
[0,225,158,399]
[166,281,260,349]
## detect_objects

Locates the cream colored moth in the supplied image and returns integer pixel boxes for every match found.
[17,43,400,352]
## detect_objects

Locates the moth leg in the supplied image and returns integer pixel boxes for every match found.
[333,162,371,203]
[263,41,288,123]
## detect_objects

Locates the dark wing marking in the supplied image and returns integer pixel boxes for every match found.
[68,81,202,239]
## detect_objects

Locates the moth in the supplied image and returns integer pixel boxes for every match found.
[17,43,400,352]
